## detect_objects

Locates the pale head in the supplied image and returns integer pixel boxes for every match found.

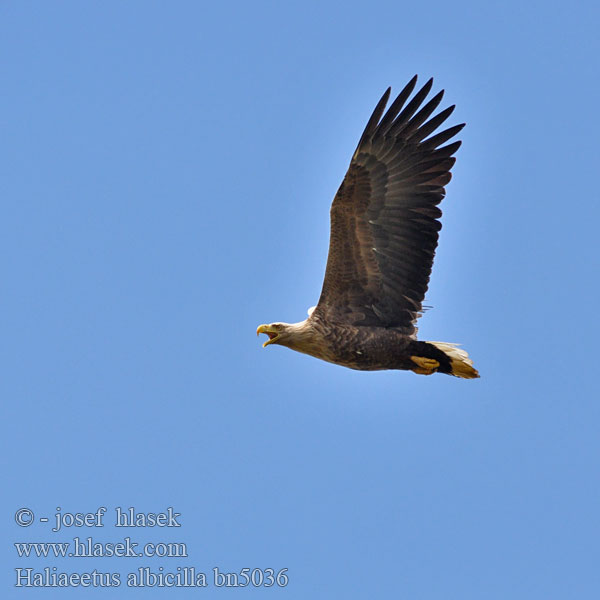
[257,322,296,348]
[256,320,317,351]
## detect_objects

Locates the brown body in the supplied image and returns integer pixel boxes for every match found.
[272,316,415,370]
[259,315,464,376]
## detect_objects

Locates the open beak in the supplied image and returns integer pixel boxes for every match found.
[256,324,279,347]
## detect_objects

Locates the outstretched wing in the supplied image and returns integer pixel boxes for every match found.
[313,76,464,337]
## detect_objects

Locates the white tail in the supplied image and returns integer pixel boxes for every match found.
[429,341,480,379]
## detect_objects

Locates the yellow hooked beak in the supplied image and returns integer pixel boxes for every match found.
[256,324,279,347]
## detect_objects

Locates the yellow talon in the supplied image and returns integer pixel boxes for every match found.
[410,356,440,375]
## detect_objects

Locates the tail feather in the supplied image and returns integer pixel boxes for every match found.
[429,341,480,379]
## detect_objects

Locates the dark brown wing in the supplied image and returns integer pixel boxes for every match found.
[314,76,464,336]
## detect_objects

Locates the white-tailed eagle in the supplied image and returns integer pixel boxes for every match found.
[257,76,479,378]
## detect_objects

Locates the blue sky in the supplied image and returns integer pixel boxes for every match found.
[2,1,599,597]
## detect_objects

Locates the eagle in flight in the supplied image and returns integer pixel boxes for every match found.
[257,76,479,378]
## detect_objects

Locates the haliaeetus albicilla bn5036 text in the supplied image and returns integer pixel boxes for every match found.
[257,76,479,378]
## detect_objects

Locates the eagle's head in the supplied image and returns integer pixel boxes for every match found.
[256,319,331,362]
[256,320,317,351]
[256,322,290,347]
